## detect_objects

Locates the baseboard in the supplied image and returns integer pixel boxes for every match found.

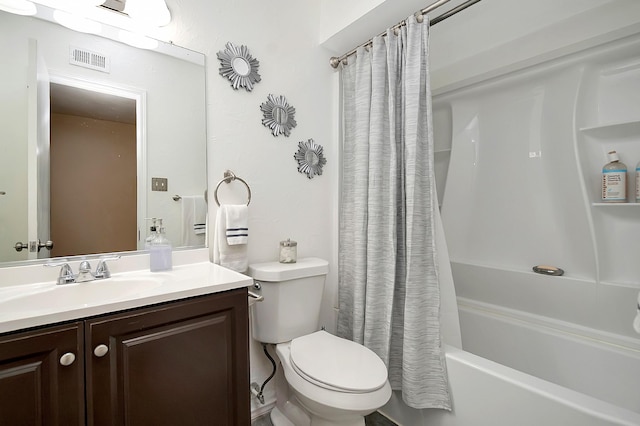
[251,399,276,421]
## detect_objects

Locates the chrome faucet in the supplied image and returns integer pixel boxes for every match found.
[95,257,115,279]
[45,262,76,285]
[75,261,95,283]
[45,255,121,285]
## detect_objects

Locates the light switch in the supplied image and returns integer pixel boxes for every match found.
[152,177,168,192]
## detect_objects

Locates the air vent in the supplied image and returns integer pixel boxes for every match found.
[69,46,110,73]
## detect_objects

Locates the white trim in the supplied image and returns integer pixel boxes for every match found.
[26,39,38,260]
[251,400,276,422]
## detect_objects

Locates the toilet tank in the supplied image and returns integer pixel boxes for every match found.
[249,258,329,344]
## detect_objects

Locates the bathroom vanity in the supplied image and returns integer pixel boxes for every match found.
[0,251,252,425]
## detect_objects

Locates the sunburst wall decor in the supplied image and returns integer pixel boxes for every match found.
[294,139,327,179]
[260,94,297,137]
[217,42,261,91]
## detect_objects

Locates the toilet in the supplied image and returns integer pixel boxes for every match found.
[249,258,392,426]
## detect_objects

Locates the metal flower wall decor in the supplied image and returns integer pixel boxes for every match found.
[217,42,261,91]
[260,94,297,137]
[294,139,327,179]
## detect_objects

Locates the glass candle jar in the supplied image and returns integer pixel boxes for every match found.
[279,239,297,263]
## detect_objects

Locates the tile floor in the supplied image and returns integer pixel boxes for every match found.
[252,410,397,425]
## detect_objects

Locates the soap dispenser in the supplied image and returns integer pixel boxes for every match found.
[144,217,158,249]
[149,218,172,272]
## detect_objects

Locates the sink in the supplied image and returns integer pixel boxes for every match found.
[0,275,166,316]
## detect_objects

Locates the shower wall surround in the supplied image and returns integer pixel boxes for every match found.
[437,32,640,340]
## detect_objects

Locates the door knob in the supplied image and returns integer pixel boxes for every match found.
[13,240,54,252]
[94,344,109,357]
[14,242,28,252]
[59,352,76,366]
[36,240,54,252]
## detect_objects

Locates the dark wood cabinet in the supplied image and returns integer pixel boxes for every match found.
[0,288,249,426]
[0,322,85,426]
[86,288,250,426]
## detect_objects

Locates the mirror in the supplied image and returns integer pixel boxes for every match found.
[0,7,207,266]
[260,94,297,137]
[217,42,261,91]
[294,139,326,179]
[232,58,250,76]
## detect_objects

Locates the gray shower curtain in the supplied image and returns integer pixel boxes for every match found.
[337,15,451,410]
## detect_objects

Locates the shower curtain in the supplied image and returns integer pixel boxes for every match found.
[337,15,451,410]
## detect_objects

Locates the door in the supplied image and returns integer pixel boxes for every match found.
[49,81,138,257]
[0,322,85,425]
[0,38,36,262]
[85,289,250,426]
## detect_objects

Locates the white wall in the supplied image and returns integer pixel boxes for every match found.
[164,0,337,416]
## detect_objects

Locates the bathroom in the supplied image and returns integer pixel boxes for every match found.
[1,0,640,425]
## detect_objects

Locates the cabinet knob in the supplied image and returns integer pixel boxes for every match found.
[93,344,109,357]
[59,352,76,366]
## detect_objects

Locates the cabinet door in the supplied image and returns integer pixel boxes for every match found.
[86,288,250,426]
[0,322,85,426]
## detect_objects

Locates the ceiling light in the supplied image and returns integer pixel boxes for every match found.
[0,0,37,15]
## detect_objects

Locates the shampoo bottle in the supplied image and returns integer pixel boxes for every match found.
[601,150,627,203]
[150,219,172,272]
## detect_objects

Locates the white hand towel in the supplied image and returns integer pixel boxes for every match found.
[213,205,248,273]
[224,204,249,245]
[181,195,207,246]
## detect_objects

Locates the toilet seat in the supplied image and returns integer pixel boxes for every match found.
[289,331,388,393]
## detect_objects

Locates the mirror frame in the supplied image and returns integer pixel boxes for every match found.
[217,42,261,91]
[294,139,327,179]
[260,94,297,137]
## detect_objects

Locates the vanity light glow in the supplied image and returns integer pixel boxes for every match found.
[0,0,37,15]
[29,0,173,44]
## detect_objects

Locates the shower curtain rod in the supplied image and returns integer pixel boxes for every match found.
[329,0,483,68]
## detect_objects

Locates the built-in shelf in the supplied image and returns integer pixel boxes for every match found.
[579,119,640,138]
[592,202,640,207]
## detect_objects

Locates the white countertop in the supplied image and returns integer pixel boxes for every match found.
[0,249,253,334]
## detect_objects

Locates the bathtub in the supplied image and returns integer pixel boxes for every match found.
[403,26,640,426]
[380,263,640,426]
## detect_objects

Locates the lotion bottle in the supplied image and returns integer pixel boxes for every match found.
[150,218,172,272]
[602,150,627,203]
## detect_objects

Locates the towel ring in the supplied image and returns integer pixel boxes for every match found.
[214,170,251,206]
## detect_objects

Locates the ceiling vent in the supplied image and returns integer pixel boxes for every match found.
[69,46,111,73]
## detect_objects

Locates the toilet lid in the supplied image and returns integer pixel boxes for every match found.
[289,331,388,393]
